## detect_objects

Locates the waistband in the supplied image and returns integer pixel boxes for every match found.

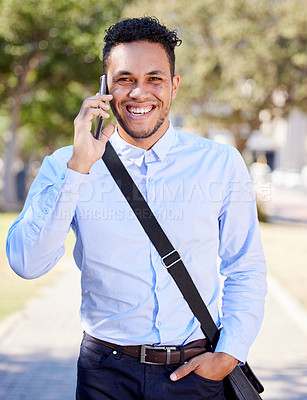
[88,335,209,365]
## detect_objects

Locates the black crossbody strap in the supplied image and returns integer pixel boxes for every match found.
[102,141,220,347]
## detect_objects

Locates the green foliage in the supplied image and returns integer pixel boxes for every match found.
[0,0,131,156]
[124,0,307,150]
[1,0,306,156]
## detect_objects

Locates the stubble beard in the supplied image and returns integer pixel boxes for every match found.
[110,102,170,140]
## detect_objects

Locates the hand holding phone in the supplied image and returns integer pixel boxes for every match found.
[94,75,108,139]
[68,75,113,174]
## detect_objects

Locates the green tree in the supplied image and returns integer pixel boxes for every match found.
[124,0,307,152]
[0,0,130,209]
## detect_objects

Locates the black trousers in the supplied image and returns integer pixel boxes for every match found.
[76,332,226,400]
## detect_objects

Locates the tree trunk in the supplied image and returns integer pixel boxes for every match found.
[1,52,41,211]
[2,102,21,210]
[231,124,248,155]
[231,119,259,155]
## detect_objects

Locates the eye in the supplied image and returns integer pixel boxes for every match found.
[149,76,162,82]
[117,77,132,84]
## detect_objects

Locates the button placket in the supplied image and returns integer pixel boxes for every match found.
[144,156,165,335]
[149,243,164,334]
[145,165,156,206]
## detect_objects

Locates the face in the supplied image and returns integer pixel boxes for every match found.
[106,41,180,149]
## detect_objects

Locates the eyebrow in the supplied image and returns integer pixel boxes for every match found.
[146,70,166,76]
[112,69,167,79]
[113,71,133,78]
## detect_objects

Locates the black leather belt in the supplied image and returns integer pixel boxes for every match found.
[89,336,208,365]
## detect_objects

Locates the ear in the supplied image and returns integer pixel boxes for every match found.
[172,74,180,99]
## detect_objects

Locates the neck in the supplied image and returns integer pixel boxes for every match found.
[117,120,170,150]
[117,130,165,150]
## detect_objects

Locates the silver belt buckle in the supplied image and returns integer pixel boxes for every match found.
[140,345,177,365]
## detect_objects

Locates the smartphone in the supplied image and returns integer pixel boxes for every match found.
[94,75,108,139]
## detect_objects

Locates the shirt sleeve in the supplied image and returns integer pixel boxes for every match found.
[215,146,267,363]
[6,148,88,279]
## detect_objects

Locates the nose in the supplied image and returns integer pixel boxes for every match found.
[129,83,149,100]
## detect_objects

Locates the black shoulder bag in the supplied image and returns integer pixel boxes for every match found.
[102,141,264,400]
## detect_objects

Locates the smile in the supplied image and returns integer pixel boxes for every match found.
[126,105,155,115]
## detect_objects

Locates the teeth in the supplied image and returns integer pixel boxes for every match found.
[127,106,153,115]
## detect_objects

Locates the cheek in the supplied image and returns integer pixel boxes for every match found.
[109,98,121,116]
[109,86,127,101]
[154,86,173,102]
[109,92,125,112]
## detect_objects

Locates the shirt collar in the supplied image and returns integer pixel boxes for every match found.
[109,121,177,167]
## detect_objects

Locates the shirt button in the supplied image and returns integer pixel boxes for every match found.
[148,177,153,183]
[156,286,161,292]
[43,208,49,214]
[61,173,66,180]
[157,321,162,327]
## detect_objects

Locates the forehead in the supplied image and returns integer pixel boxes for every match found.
[107,41,171,76]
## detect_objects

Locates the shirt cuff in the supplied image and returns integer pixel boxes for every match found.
[61,164,90,193]
[214,330,250,364]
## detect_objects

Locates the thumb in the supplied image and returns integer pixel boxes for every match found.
[170,361,194,381]
[99,123,115,144]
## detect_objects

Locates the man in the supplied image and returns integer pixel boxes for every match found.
[7,17,267,400]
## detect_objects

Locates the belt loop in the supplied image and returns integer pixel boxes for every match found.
[179,345,185,365]
[166,348,171,365]
[114,345,122,360]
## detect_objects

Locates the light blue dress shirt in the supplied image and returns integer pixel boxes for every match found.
[6,122,267,363]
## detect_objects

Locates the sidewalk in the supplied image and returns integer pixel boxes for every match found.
[1,260,307,399]
[248,275,307,400]
[0,260,82,400]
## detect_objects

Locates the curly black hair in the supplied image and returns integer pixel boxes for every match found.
[103,17,182,77]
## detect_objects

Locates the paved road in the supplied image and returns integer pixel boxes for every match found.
[248,275,307,400]
[0,260,82,400]
[0,260,307,399]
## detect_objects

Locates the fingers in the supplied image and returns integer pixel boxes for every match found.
[99,124,115,144]
[170,352,238,382]
[84,107,110,122]
[77,94,113,122]
[84,94,113,110]
[170,359,195,381]
[90,93,113,102]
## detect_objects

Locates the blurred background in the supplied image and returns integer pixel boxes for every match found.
[0,0,307,399]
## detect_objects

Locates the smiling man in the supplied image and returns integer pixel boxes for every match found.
[7,17,267,400]
[107,41,179,144]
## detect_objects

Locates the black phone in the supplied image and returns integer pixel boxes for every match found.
[94,75,108,139]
